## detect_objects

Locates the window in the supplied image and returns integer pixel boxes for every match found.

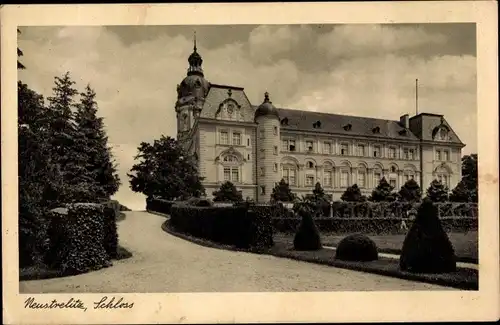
[224,168,231,181]
[232,169,239,182]
[357,144,365,157]
[390,166,397,173]
[260,167,265,177]
[323,142,332,154]
[223,155,238,162]
[374,172,382,185]
[306,141,314,152]
[341,143,349,156]
[358,171,366,187]
[260,149,265,159]
[389,147,397,159]
[273,126,278,135]
[232,132,241,145]
[274,163,278,172]
[324,171,332,186]
[260,129,265,139]
[220,131,229,145]
[306,175,315,186]
[248,154,250,160]
[247,138,250,146]
[340,171,349,187]
[307,161,314,169]
[436,150,441,161]
[437,175,449,187]
[260,186,266,195]
[282,139,296,152]
[373,145,381,157]
[389,178,396,188]
[443,150,449,161]
[404,173,415,183]
[282,167,296,186]
[281,140,288,152]
[274,146,278,155]
[223,167,239,182]
[408,149,415,160]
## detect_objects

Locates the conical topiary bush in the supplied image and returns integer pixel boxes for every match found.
[293,206,322,251]
[399,198,457,273]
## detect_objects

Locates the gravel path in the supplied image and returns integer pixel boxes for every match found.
[20,211,454,293]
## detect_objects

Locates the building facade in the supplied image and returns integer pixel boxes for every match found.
[175,42,465,202]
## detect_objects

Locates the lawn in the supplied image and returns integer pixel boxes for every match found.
[274,231,478,263]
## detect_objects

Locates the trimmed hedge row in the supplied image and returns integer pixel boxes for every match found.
[169,205,273,250]
[44,202,122,275]
[272,217,478,234]
[146,197,175,215]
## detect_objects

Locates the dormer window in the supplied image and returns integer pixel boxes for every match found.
[313,120,322,128]
[399,129,407,136]
[372,126,380,134]
[343,124,352,131]
[281,117,289,126]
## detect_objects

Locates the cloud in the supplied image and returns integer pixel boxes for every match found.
[18,24,476,210]
[317,24,448,58]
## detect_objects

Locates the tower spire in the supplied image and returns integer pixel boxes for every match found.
[193,30,197,52]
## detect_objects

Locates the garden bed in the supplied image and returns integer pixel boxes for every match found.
[162,221,478,290]
[274,231,478,264]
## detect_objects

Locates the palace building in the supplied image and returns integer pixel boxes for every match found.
[175,40,465,203]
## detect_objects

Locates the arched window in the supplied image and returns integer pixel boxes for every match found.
[282,164,297,186]
[434,165,451,188]
[357,164,367,188]
[306,161,315,169]
[221,154,240,183]
[323,162,334,187]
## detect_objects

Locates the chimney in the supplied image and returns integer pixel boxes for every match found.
[400,114,410,129]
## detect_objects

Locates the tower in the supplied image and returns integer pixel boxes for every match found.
[175,32,210,147]
[254,92,281,203]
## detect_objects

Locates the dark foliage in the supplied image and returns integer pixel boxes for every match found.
[271,179,296,202]
[212,181,243,202]
[335,234,379,261]
[146,197,176,215]
[370,177,397,202]
[293,207,322,251]
[168,205,273,249]
[17,28,25,70]
[398,179,422,202]
[341,184,364,202]
[459,154,478,202]
[187,197,214,206]
[425,179,449,203]
[103,203,119,259]
[449,179,472,202]
[400,199,457,273]
[128,136,205,199]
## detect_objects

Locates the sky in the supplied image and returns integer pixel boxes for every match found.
[17,24,477,211]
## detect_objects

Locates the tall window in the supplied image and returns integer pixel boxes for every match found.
[273,126,278,135]
[274,146,278,155]
[274,163,278,172]
[260,129,265,139]
[389,147,397,159]
[323,142,332,154]
[443,150,449,161]
[306,175,315,186]
[306,161,315,169]
[341,143,349,156]
[357,171,366,187]
[282,167,296,186]
[373,145,381,157]
[324,171,332,186]
[340,171,349,187]
[306,140,314,152]
[223,167,239,182]
[436,150,441,160]
[404,148,414,160]
[220,131,229,145]
[260,167,265,177]
[357,144,365,157]
[247,138,250,146]
[437,174,449,187]
[389,178,397,188]
[408,148,415,160]
[374,172,382,186]
[232,132,241,145]
[282,139,296,152]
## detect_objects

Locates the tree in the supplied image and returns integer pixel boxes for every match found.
[128,135,205,200]
[212,181,243,202]
[459,154,478,202]
[398,179,422,202]
[370,177,397,202]
[425,179,449,202]
[449,179,470,202]
[312,182,326,201]
[74,85,120,199]
[341,184,363,202]
[46,72,81,203]
[271,179,296,202]
[17,29,25,70]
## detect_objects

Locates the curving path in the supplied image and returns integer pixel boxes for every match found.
[20,211,454,293]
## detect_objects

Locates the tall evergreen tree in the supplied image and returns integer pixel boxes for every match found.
[46,72,81,202]
[370,177,397,202]
[398,179,422,202]
[212,181,243,202]
[270,179,296,202]
[17,29,25,70]
[75,85,120,199]
[425,179,449,202]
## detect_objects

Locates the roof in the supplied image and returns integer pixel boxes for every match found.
[269,107,420,141]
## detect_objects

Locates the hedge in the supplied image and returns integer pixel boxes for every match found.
[272,217,477,234]
[45,203,110,275]
[146,197,176,215]
[169,205,273,249]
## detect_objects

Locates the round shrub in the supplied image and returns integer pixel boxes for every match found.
[335,234,378,261]
[400,198,457,273]
[293,207,322,251]
[186,197,213,207]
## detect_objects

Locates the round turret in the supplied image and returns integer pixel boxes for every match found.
[255,92,280,120]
